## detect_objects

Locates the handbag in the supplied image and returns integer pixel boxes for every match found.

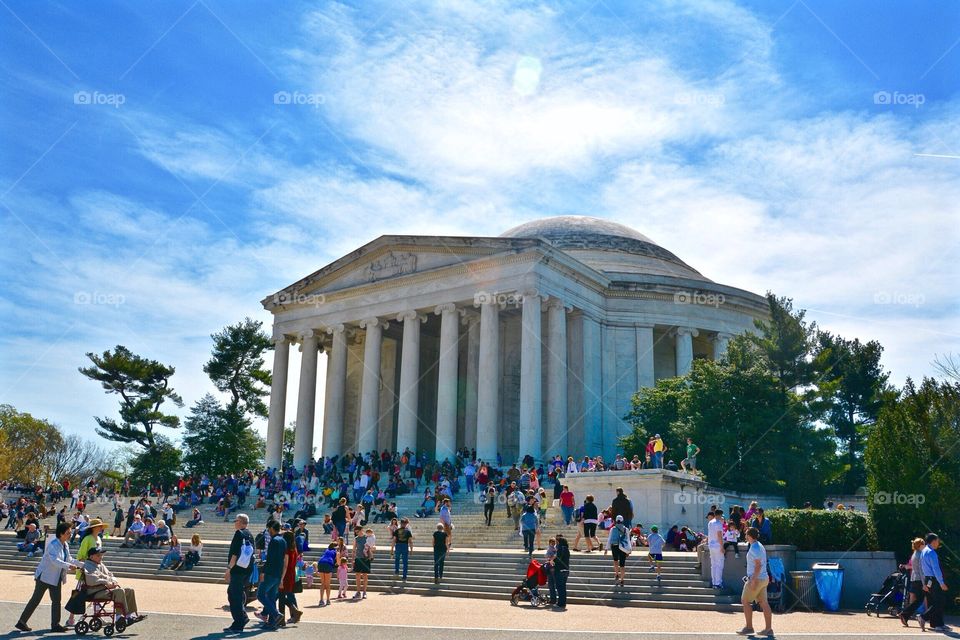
[65,585,87,615]
[293,578,303,593]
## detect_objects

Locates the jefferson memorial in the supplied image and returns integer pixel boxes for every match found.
[261,216,768,469]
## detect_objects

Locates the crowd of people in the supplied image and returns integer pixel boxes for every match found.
[2,444,952,635]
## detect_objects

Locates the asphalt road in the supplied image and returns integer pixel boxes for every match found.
[0,603,934,640]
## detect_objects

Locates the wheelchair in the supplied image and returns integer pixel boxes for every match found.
[74,591,127,637]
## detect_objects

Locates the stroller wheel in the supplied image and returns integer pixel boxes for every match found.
[75,620,89,635]
[103,625,114,637]
[115,618,127,634]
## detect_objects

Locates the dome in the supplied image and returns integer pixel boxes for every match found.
[500,215,706,281]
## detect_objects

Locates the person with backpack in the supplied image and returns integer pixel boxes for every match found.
[606,515,631,587]
[223,513,255,633]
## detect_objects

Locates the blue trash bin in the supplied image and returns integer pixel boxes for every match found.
[812,562,844,611]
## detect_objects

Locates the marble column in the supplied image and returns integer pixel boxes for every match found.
[674,327,699,376]
[294,330,320,469]
[463,314,480,451]
[321,324,347,458]
[544,299,568,459]
[712,332,733,361]
[475,300,500,463]
[265,336,290,470]
[581,315,603,455]
[636,324,656,388]
[396,310,424,454]
[519,291,543,461]
[357,317,386,455]
[435,303,459,461]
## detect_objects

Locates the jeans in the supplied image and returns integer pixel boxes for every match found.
[484,503,494,526]
[433,549,446,580]
[257,575,281,621]
[561,505,573,525]
[523,530,536,554]
[159,552,180,569]
[555,569,568,607]
[653,452,663,469]
[227,572,249,629]
[18,578,61,627]
[465,475,474,492]
[394,542,409,579]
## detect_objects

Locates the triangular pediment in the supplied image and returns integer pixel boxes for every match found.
[263,235,542,309]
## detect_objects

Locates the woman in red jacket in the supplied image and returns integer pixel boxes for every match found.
[278,530,303,625]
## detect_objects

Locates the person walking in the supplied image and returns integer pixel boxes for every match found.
[278,529,302,625]
[257,521,286,629]
[482,485,497,526]
[708,509,725,589]
[520,504,539,558]
[223,513,254,633]
[581,495,599,552]
[393,518,413,581]
[899,537,926,626]
[432,523,448,584]
[606,515,630,587]
[918,533,949,632]
[681,437,700,473]
[15,522,80,633]
[439,498,453,550]
[553,533,570,610]
[737,527,773,636]
[611,487,633,527]
[559,485,575,526]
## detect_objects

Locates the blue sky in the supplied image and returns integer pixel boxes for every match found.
[1,0,958,445]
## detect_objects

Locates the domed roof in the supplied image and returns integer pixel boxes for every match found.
[500,215,706,280]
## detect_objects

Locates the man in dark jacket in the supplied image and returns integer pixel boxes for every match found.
[553,534,570,610]
[611,487,634,527]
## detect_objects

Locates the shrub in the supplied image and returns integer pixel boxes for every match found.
[766,508,879,551]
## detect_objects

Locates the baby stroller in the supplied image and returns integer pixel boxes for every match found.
[510,559,548,607]
[865,569,908,617]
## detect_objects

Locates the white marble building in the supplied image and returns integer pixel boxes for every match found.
[261,216,768,469]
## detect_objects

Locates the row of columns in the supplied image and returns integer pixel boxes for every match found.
[264,299,735,470]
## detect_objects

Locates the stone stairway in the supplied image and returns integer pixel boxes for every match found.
[0,532,739,611]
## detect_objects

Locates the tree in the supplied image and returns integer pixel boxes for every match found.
[0,404,64,482]
[44,434,110,486]
[127,436,182,489]
[283,423,296,468]
[815,333,893,493]
[79,345,183,452]
[865,378,959,586]
[749,293,817,400]
[181,394,265,477]
[203,318,273,418]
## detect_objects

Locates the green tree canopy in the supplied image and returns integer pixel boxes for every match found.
[181,394,265,477]
[127,436,182,489]
[203,318,273,418]
[79,345,183,451]
[815,332,893,493]
[866,377,959,594]
[0,404,64,483]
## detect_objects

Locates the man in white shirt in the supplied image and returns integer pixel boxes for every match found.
[707,509,725,589]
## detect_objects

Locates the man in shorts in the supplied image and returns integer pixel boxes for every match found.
[681,437,700,472]
[738,527,773,636]
[646,525,666,583]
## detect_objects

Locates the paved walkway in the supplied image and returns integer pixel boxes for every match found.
[0,569,951,636]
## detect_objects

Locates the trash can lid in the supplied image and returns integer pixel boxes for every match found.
[812,562,843,570]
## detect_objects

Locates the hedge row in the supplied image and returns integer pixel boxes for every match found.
[766,508,879,551]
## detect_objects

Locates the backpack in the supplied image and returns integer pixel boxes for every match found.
[236,537,255,568]
[618,525,634,555]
